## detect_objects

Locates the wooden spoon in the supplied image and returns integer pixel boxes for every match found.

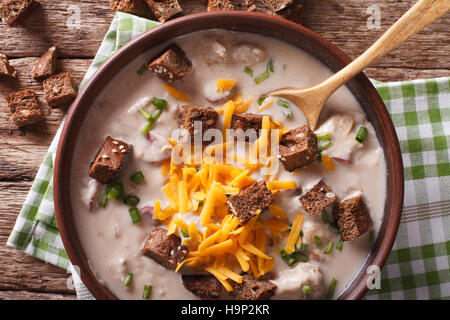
[269,0,450,130]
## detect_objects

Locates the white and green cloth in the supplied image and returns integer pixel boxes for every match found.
[6,12,449,300]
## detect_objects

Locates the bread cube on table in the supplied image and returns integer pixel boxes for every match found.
[332,195,373,241]
[178,105,219,144]
[227,180,274,224]
[262,0,294,12]
[145,0,182,23]
[110,0,148,16]
[0,0,39,26]
[300,180,337,216]
[182,275,222,299]
[231,275,277,300]
[278,125,319,172]
[142,228,189,270]
[148,44,192,83]
[0,54,17,79]
[32,46,57,80]
[6,89,44,127]
[43,72,77,108]
[207,0,234,11]
[88,136,132,184]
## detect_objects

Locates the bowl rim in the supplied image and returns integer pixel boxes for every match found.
[54,11,404,300]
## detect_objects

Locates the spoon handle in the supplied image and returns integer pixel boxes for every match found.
[320,0,450,94]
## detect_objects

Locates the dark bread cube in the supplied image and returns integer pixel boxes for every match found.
[278,125,318,172]
[0,54,16,79]
[110,0,148,15]
[207,0,234,11]
[228,180,274,224]
[272,2,303,25]
[0,0,39,26]
[262,0,294,12]
[182,275,222,299]
[43,72,77,108]
[88,136,131,184]
[32,46,57,80]
[232,275,277,300]
[178,105,218,144]
[332,195,373,241]
[145,0,182,23]
[6,89,43,127]
[142,227,189,269]
[148,44,192,82]
[300,180,336,216]
[230,113,265,141]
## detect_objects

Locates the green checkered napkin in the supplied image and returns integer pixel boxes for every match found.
[6,12,449,300]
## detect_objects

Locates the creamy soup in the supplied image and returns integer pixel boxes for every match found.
[70,30,386,300]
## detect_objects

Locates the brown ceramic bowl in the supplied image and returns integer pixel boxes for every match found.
[54,11,403,300]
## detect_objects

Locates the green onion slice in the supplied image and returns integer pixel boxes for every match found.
[316,132,331,141]
[293,252,309,263]
[314,235,323,248]
[277,99,290,108]
[281,110,293,120]
[130,171,145,185]
[137,64,147,76]
[258,96,266,105]
[107,182,125,201]
[324,240,334,254]
[318,141,332,152]
[152,97,167,109]
[355,126,368,144]
[326,278,337,299]
[123,273,133,287]
[99,184,113,208]
[336,238,343,251]
[302,284,311,294]
[125,195,140,207]
[279,249,296,266]
[244,66,253,77]
[267,59,274,73]
[143,284,152,299]
[180,229,189,238]
[328,223,340,235]
[254,71,270,84]
[321,210,329,224]
[139,108,152,121]
[129,207,142,224]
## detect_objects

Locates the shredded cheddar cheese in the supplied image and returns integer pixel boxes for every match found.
[162,84,191,102]
[216,79,237,93]
[285,213,304,253]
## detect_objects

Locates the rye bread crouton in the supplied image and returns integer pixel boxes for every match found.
[230,113,265,141]
[32,46,57,80]
[332,195,373,241]
[0,54,16,79]
[207,0,234,11]
[6,89,43,127]
[88,136,132,184]
[232,275,277,300]
[182,275,222,299]
[261,0,294,12]
[178,105,219,144]
[145,0,182,23]
[43,72,77,107]
[0,0,39,26]
[228,180,274,224]
[278,125,318,172]
[110,0,148,15]
[142,227,189,269]
[148,44,192,82]
[300,180,336,216]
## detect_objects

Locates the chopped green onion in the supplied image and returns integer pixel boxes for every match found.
[295,242,307,253]
[318,141,332,152]
[321,210,329,224]
[293,252,309,263]
[129,207,142,224]
[279,249,296,266]
[277,99,290,108]
[328,223,340,235]
[316,132,331,141]
[314,235,323,248]
[244,66,253,77]
[124,195,140,207]
[143,284,152,299]
[258,96,266,105]
[123,273,133,287]
[99,184,113,208]
[324,240,334,254]
[355,126,368,144]
[317,150,322,163]
[137,64,147,76]
[141,108,164,135]
[139,108,152,121]
[180,229,189,238]
[130,171,145,185]
[326,278,337,299]
[302,284,311,294]
[107,182,125,201]
[267,59,274,73]
[281,110,293,120]
[254,71,270,84]
[336,238,343,251]
[152,97,167,109]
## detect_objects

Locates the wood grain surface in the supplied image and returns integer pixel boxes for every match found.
[0,0,448,300]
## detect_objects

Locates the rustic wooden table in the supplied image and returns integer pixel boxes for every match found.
[0,0,448,300]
